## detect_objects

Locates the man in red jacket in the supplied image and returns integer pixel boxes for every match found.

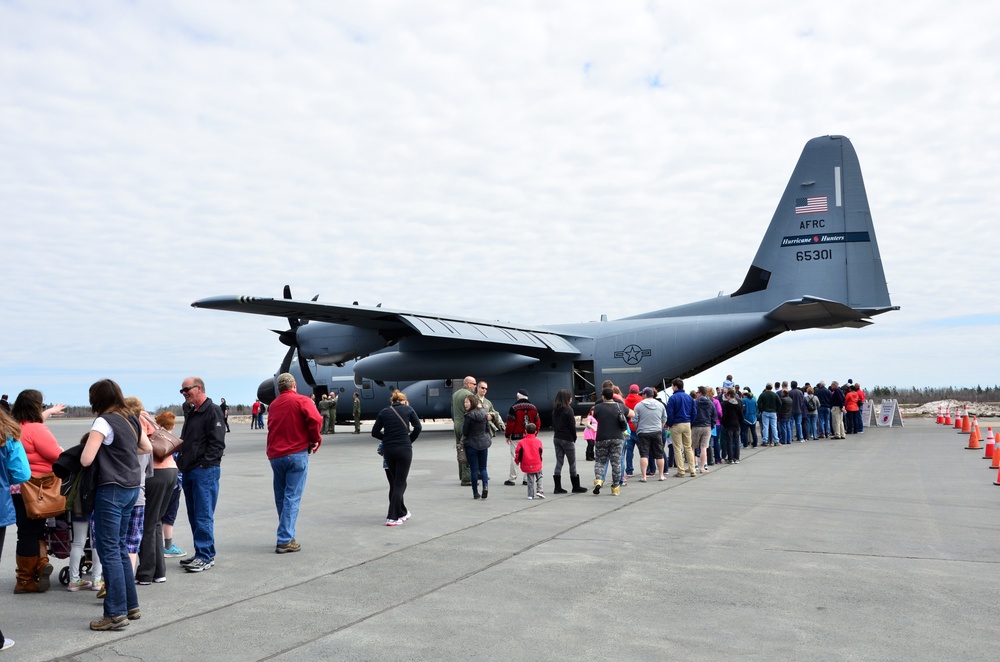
[266,373,323,554]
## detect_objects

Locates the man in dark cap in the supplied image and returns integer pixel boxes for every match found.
[504,389,540,486]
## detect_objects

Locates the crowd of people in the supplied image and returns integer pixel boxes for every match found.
[0,372,868,646]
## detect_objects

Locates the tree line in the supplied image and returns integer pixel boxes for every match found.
[866,385,1000,404]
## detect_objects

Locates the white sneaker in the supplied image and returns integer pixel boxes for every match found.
[535,492,545,499]
[385,519,402,526]
[400,511,412,522]
[526,496,533,500]
[1,638,14,651]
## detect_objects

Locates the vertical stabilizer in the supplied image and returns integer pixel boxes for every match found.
[731,135,893,315]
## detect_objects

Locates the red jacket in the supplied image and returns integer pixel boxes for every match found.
[623,393,643,432]
[266,390,323,459]
[514,434,543,473]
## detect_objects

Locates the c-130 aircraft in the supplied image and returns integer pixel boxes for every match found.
[193,135,897,423]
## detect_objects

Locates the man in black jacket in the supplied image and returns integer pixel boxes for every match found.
[177,376,226,573]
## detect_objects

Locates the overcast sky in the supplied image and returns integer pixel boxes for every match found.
[2,1,998,409]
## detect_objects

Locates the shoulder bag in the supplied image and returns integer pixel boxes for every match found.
[21,472,66,519]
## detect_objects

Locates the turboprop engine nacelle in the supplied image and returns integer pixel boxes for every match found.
[296,322,390,365]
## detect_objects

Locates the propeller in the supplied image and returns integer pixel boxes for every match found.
[271,285,317,387]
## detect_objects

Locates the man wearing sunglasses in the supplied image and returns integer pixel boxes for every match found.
[176,377,226,573]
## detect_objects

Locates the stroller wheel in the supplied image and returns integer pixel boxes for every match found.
[59,566,70,586]
[81,560,93,576]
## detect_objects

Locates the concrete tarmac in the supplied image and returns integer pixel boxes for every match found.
[2,417,997,661]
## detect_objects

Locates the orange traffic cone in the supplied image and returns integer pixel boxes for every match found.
[936,407,943,424]
[960,410,972,434]
[973,417,982,442]
[991,443,1000,471]
[954,406,964,429]
[966,426,982,450]
[944,408,952,426]
[984,427,995,460]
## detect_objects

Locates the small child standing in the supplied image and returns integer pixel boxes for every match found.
[583,407,597,461]
[514,423,544,499]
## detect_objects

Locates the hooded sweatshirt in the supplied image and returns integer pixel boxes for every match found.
[634,398,667,433]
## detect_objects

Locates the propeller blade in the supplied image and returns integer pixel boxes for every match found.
[279,346,295,375]
[298,348,315,387]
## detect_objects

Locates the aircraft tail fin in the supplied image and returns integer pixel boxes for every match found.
[731,135,896,317]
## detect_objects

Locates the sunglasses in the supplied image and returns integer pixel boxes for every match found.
[180,385,199,394]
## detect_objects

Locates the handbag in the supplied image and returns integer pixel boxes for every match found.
[4,438,32,483]
[149,427,183,460]
[20,472,66,519]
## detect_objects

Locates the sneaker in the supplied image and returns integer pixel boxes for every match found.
[1,638,13,651]
[610,485,620,496]
[67,579,92,592]
[127,607,142,620]
[184,558,214,573]
[136,580,152,586]
[503,480,516,486]
[164,544,186,558]
[90,615,129,631]
[535,492,545,499]
[400,511,412,522]
[153,577,166,584]
[386,519,402,526]
[276,540,302,554]
[89,580,104,592]
[593,479,603,495]
[522,480,527,485]
[526,496,533,500]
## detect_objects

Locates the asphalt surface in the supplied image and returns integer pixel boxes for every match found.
[2,417,997,661]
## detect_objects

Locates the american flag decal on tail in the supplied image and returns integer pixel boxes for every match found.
[795,196,828,214]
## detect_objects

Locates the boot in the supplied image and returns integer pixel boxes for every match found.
[552,476,567,494]
[14,556,38,593]
[459,461,472,487]
[37,540,53,593]
[570,474,588,493]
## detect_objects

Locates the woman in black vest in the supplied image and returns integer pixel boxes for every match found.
[80,379,152,631]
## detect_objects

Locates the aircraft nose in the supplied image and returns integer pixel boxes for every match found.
[257,378,277,405]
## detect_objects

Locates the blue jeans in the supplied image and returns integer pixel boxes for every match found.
[780,418,793,444]
[792,414,803,441]
[624,428,638,474]
[818,407,831,437]
[806,413,818,439]
[761,412,778,443]
[271,451,309,545]
[184,465,220,561]
[741,421,759,447]
[465,446,489,496]
[93,484,140,618]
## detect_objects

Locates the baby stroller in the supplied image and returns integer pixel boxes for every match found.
[48,512,93,586]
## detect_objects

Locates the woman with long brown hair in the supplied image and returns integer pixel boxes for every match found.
[10,389,64,594]
[80,379,152,631]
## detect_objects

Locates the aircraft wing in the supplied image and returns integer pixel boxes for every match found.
[191,295,581,354]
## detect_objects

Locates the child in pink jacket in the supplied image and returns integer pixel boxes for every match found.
[514,423,544,499]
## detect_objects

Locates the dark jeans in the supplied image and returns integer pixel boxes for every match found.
[93,484,140,618]
[12,493,45,557]
[624,428,638,474]
[741,422,759,447]
[465,446,489,496]
[136,467,177,582]
[383,444,412,520]
[183,465,220,562]
[724,427,741,461]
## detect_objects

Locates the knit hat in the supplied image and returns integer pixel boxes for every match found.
[516,389,529,400]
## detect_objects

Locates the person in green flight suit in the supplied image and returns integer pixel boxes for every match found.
[475,381,504,437]
[317,394,333,434]
[327,391,338,434]
[353,392,362,434]
[452,376,476,486]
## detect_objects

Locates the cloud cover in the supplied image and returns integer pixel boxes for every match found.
[2,1,998,408]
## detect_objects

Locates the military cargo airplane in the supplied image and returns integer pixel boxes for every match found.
[193,135,897,423]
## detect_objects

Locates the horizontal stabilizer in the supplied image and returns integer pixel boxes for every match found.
[765,297,879,330]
